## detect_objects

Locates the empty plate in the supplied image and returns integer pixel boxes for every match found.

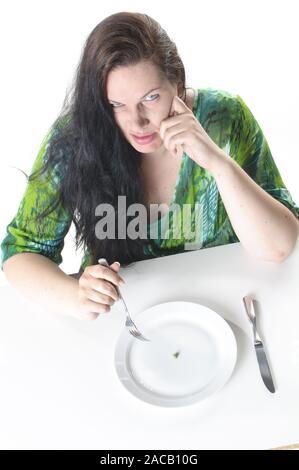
[114,301,237,407]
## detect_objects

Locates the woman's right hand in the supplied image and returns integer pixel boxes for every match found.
[76,261,125,320]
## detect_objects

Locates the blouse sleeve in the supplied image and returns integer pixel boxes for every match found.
[0,126,73,270]
[233,94,299,220]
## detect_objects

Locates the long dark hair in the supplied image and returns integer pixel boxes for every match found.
[27,11,188,267]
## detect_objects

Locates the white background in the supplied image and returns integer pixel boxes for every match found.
[1,0,298,284]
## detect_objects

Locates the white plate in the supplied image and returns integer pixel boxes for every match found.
[114,301,237,407]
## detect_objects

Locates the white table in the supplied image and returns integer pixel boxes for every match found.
[0,241,298,450]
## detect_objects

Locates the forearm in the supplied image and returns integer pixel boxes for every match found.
[210,155,299,262]
[2,252,81,317]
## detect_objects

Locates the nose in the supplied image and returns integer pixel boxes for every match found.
[130,105,150,128]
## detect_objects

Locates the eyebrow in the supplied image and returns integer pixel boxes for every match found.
[109,87,162,104]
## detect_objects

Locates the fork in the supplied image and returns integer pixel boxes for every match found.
[97,258,150,342]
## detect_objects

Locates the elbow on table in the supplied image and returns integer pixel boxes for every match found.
[251,250,291,264]
[275,246,299,263]
[270,250,293,263]
[261,220,299,263]
[276,221,299,263]
[263,237,298,264]
[245,235,298,263]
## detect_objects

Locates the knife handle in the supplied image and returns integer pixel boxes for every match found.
[242,296,262,344]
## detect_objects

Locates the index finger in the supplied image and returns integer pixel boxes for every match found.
[88,265,125,286]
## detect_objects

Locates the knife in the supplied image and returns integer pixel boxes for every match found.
[242,296,276,393]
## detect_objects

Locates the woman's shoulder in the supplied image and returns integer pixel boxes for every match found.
[193,87,241,130]
[197,87,239,111]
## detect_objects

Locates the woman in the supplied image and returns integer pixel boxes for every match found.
[1,12,298,320]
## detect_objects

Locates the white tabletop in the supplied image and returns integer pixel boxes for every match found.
[0,241,298,450]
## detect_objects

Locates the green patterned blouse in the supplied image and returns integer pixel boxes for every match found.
[1,88,298,272]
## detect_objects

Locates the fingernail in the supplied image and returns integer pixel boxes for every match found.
[115,262,121,266]
[119,279,125,285]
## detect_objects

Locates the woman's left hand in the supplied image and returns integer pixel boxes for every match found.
[159,95,227,174]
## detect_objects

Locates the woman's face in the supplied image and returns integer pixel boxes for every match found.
[106,61,180,155]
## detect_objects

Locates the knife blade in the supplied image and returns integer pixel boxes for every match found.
[243,296,276,393]
[254,340,275,393]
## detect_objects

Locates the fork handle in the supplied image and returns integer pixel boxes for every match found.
[98,257,119,292]
[97,258,110,268]
[98,258,124,305]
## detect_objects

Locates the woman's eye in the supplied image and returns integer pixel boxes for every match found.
[110,94,159,108]
[144,93,159,102]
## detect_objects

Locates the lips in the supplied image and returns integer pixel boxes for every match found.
[131,132,157,145]
[131,132,155,137]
